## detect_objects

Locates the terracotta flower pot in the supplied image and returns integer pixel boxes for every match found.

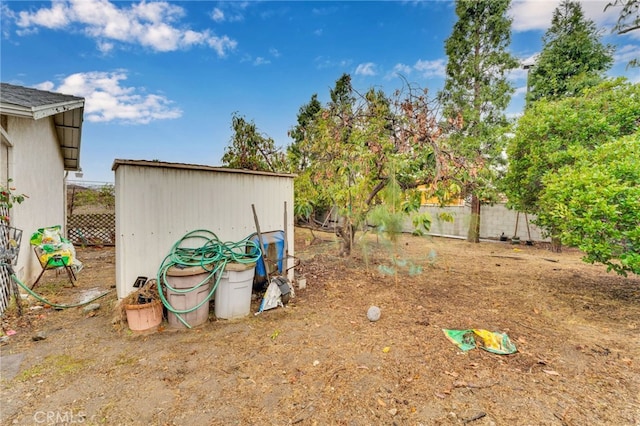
[125,299,163,331]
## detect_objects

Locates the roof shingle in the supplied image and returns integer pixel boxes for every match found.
[0,82,83,108]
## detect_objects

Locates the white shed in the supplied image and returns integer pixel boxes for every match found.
[112,159,295,299]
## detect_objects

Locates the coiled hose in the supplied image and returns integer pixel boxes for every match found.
[156,229,261,328]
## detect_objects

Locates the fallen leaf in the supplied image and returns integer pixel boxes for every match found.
[444,371,459,378]
[382,346,391,353]
[377,398,387,407]
[543,369,560,376]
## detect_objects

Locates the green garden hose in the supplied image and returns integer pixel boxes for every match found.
[156,229,261,328]
[11,274,114,309]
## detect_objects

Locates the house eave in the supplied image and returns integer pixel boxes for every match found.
[0,100,85,120]
[0,100,85,172]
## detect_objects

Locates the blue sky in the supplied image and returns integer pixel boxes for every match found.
[2,0,639,183]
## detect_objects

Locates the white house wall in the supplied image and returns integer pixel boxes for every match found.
[2,115,66,284]
[114,163,294,298]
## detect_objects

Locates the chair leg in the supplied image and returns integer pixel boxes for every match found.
[64,265,76,287]
[31,257,77,289]
[31,262,52,290]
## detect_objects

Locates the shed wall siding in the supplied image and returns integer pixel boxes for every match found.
[115,164,294,298]
[4,116,65,283]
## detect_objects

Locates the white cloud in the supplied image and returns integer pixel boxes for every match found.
[97,40,114,54]
[210,2,247,23]
[314,56,352,70]
[414,58,446,78]
[384,63,413,80]
[17,1,70,29]
[254,57,270,66]
[513,85,528,97]
[10,0,236,56]
[39,71,182,124]
[208,35,237,57]
[394,63,413,75]
[211,8,225,23]
[384,60,445,81]
[34,81,55,91]
[355,62,377,76]
[615,44,640,64]
[510,0,556,32]
[510,0,620,33]
[269,48,281,58]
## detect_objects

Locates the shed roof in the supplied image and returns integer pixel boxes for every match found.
[0,82,85,171]
[112,159,296,178]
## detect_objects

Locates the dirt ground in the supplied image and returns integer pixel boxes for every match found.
[1,227,639,426]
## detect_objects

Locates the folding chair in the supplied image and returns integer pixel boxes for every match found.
[32,245,77,289]
[30,224,80,289]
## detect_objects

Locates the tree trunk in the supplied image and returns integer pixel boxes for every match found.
[336,222,354,257]
[467,194,481,243]
[551,236,563,253]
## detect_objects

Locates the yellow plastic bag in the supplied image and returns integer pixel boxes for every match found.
[39,249,73,268]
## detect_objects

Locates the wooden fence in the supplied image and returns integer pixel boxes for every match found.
[67,213,116,246]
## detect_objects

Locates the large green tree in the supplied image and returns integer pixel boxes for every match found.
[440,0,518,243]
[528,0,614,102]
[503,79,640,249]
[304,75,395,255]
[288,94,322,173]
[537,133,640,275]
[287,94,325,222]
[221,112,287,172]
[292,74,447,255]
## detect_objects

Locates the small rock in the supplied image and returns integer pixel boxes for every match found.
[83,303,101,313]
[367,306,381,322]
[313,360,320,366]
[388,408,398,416]
[32,331,47,341]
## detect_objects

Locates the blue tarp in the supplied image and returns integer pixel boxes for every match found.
[246,230,285,283]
